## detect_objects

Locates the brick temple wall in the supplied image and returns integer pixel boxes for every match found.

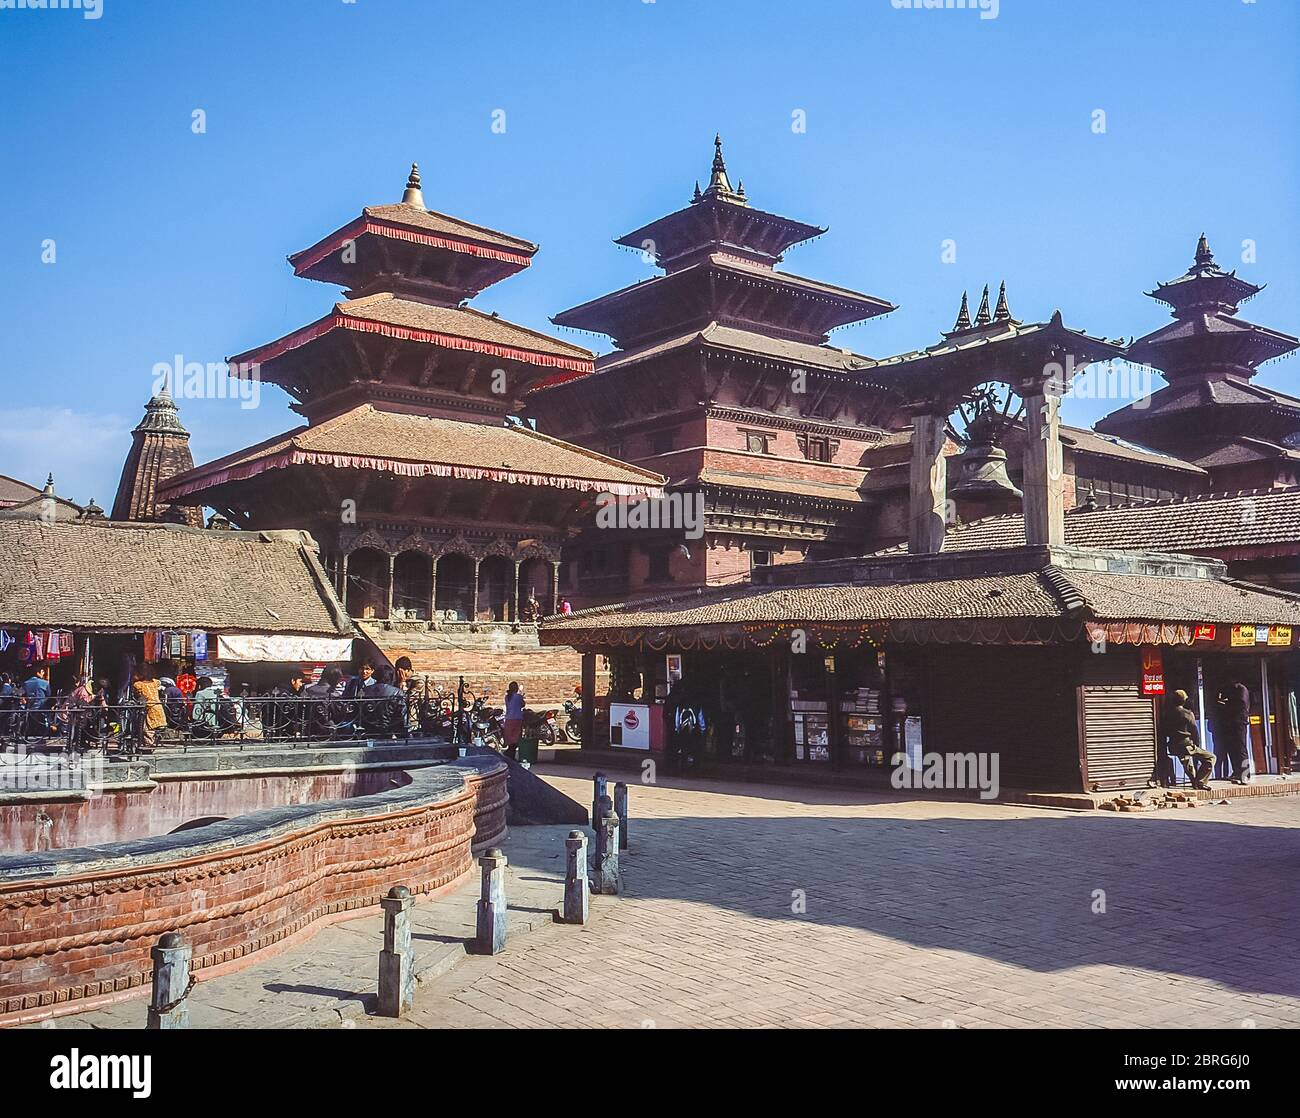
[360,622,604,705]
[0,759,506,1026]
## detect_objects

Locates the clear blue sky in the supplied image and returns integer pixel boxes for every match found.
[2,0,1297,504]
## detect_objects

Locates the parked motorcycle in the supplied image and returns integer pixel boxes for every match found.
[562,697,583,744]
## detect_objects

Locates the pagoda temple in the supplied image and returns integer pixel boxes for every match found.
[159,165,662,697]
[1097,235,1300,491]
[528,137,902,603]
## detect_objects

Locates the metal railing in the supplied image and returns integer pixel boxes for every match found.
[0,688,465,756]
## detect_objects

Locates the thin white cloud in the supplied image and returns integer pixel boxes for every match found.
[0,407,131,507]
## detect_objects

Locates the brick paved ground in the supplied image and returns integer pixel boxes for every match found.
[361,768,1300,1029]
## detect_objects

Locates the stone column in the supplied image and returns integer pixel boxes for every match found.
[550,560,561,615]
[1021,388,1065,547]
[592,795,621,895]
[511,559,521,623]
[908,411,949,555]
[474,848,508,954]
[377,885,414,1017]
[562,830,589,924]
[385,553,396,619]
[147,932,192,1029]
[614,781,629,850]
[471,557,481,622]
[591,771,608,830]
[580,653,596,747]
[428,555,439,621]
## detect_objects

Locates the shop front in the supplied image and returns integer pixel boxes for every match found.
[1161,624,1297,781]
[544,545,1300,795]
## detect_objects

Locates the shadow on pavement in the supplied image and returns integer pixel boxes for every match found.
[509,807,1300,1000]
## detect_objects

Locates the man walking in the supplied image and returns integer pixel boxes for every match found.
[1217,679,1253,784]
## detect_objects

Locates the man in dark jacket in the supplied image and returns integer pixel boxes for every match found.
[1162,689,1215,789]
[303,667,343,739]
[1216,680,1253,784]
[362,666,408,738]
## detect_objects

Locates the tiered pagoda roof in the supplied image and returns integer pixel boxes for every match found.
[231,165,594,423]
[550,137,895,352]
[1098,236,1300,461]
[161,405,663,505]
[287,164,537,299]
[163,166,664,525]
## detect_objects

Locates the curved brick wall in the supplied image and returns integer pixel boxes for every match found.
[0,756,507,1026]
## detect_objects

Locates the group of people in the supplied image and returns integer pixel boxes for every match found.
[1161,680,1255,789]
[0,657,428,750]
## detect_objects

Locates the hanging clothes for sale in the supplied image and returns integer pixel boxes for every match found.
[193,632,208,661]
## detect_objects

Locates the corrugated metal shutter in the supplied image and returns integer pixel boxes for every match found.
[1082,651,1157,791]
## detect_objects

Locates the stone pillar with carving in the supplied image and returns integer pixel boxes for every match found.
[1021,387,1065,547]
[908,411,949,555]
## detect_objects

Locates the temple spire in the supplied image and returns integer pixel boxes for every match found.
[401,162,425,209]
[993,281,1011,322]
[974,284,992,327]
[698,133,746,206]
[952,291,971,332]
[112,391,200,526]
[1194,232,1214,267]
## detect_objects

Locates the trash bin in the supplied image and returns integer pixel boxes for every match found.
[517,735,539,764]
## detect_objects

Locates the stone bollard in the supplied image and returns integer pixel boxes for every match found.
[614,781,629,850]
[147,932,192,1030]
[592,794,621,896]
[377,885,415,1017]
[591,771,607,829]
[475,848,509,954]
[562,830,589,924]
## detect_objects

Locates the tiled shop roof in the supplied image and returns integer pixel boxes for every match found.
[902,488,1300,555]
[0,520,352,634]
[541,557,1300,636]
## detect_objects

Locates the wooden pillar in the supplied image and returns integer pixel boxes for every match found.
[580,652,597,749]
[1021,388,1065,547]
[385,553,395,619]
[471,557,481,622]
[550,560,561,615]
[428,555,439,621]
[771,644,791,763]
[908,412,949,555]
[339,552,350,608]
[826,653,842,769]
[511,559,521,623]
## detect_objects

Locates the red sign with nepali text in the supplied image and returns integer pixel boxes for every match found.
[1141,647,1165,697]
